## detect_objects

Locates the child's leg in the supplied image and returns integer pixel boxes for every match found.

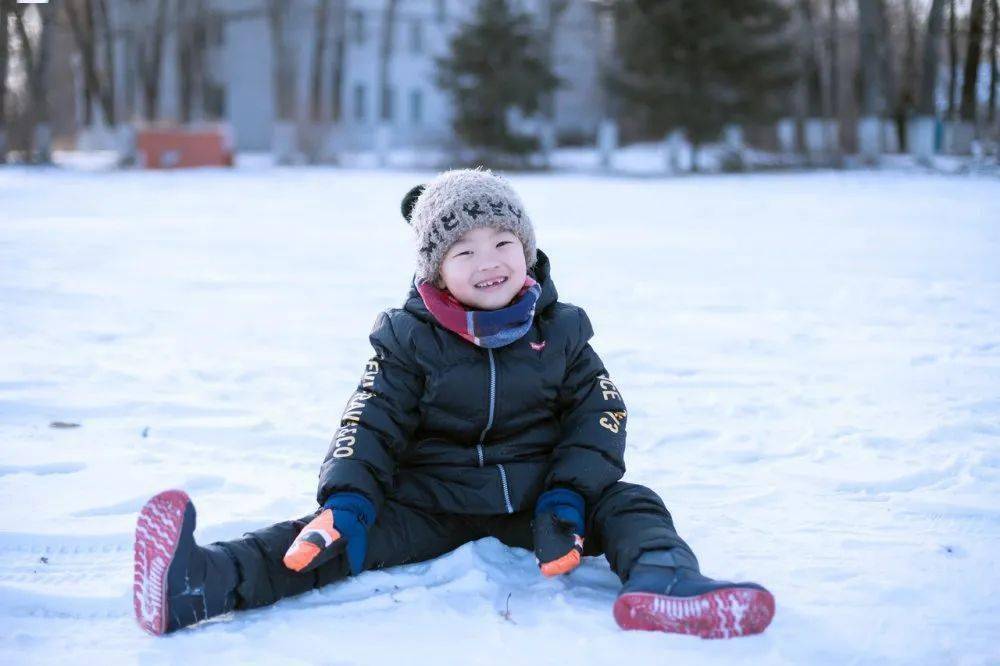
[484,481,698,580]
[586,481,700,581]
[220,500,477,610]
[135,490,478,634]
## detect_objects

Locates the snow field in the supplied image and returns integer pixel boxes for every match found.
[1,167,998,664]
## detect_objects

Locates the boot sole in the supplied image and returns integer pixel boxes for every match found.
[613,587,775,639]
[133,489,191,636]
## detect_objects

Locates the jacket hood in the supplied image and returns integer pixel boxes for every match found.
[403,247,559,324]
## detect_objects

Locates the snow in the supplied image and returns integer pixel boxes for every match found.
[1,165,999,665]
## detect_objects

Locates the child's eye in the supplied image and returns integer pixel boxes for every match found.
[455,250,471,257]
[497,241,511,248]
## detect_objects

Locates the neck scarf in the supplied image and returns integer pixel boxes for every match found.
[416,276,541,348]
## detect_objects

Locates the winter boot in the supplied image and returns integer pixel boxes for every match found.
[133,490,239,635]
[614,554,774,639]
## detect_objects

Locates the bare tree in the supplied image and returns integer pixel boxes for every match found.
[540,0,568,121]
[858,0,891,117]
[64,0,117,126]
[947,0,957,119]
[960,0,986,122]
[799,0,824,118]
[828,0,840,119]
[137,0,169,122]
[330,0,348,124]
[989,0,998,123]
[1,0,12,161]
[177,0,210,123]
[268,0,296,123]
[95,0,114,122]
[310,0,330,123]
[13,4,54,162]
[377,0,399,124]
[918,0,947,115]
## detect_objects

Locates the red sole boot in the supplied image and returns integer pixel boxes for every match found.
[133,489,191,636]
[614,586,775,639]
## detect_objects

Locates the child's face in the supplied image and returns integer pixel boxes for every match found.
[436,226,527,310]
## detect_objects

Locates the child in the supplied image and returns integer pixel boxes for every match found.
[133,169,774,639]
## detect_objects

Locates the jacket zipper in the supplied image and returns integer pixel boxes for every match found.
[476,348,514,514]
[476,348,496,467]
[497,463,514,514]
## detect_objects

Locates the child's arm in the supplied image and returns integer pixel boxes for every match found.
[533,308,627,576]
[547,308,628,505]
[316,309,422,513]
[286,310,422,575]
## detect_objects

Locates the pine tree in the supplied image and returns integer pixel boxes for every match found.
[436,0,558,161]
[610,0,796,162]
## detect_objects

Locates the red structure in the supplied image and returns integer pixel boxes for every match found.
[136,125,234,169]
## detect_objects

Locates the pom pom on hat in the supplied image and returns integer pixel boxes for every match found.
[401,184,426,224]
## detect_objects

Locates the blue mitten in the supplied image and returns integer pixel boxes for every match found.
[532,488,586,576]
[283,492,374,576]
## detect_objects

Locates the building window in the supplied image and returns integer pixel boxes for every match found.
[409,19,423,53]
[381,86,395,123]
[351,10,365,45]
[410,89,423,125]
[354,83,367,122]
[435,0,446,24]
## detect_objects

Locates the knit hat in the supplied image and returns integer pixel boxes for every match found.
[401,168,537,284]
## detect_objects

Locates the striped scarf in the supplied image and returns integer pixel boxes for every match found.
[416,276,541,348]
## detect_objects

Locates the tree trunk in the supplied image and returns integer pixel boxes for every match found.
[268,0,296,122]
[330,0,347,124]
[177,0,209,123]
[948,0,957,119]
[64,0,101,126]
[918,0,946,115]
[899,0,919,148]
[828,0,840,118]
[138,0,169,123]
[541,0,568,120]
[799,0,823,117]
[310,0,330,123]
[377,0,399,123]
[1,0,11,161]
[95,0,115,125]
[989,0,998,123]
[960,0,986,122]
[14,4,53,163]
[857,0,886,116]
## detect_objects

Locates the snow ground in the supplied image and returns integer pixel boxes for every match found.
[1,166,998,665]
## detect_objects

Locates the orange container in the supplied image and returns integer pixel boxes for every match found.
[136,125,234,169]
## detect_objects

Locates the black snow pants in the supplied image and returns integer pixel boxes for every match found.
[218,482,698,610]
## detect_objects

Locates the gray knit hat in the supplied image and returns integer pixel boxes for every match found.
[402,168,537,284]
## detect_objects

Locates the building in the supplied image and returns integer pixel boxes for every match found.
[85,0,607,155]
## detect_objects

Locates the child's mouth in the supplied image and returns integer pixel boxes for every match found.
[474,276,508,290]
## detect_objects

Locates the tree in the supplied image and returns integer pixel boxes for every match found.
[309,0,331,123]
[329,0,348,123]
[436,0,558,159]
[918,0,947,115]
[64,0,117,127]
[610,0,796,164]
[948,0,958,119]
[377,0,399,125]
[959,0,986,122]
[989,0,998,123]
[267,0,296,123]
[1,0,12,161]
[177,0,211,123]
[136,0,169,122]
[13,3,53,162]
[857,0,894,118]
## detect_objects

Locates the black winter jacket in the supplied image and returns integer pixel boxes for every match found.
[317,249,628,516]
